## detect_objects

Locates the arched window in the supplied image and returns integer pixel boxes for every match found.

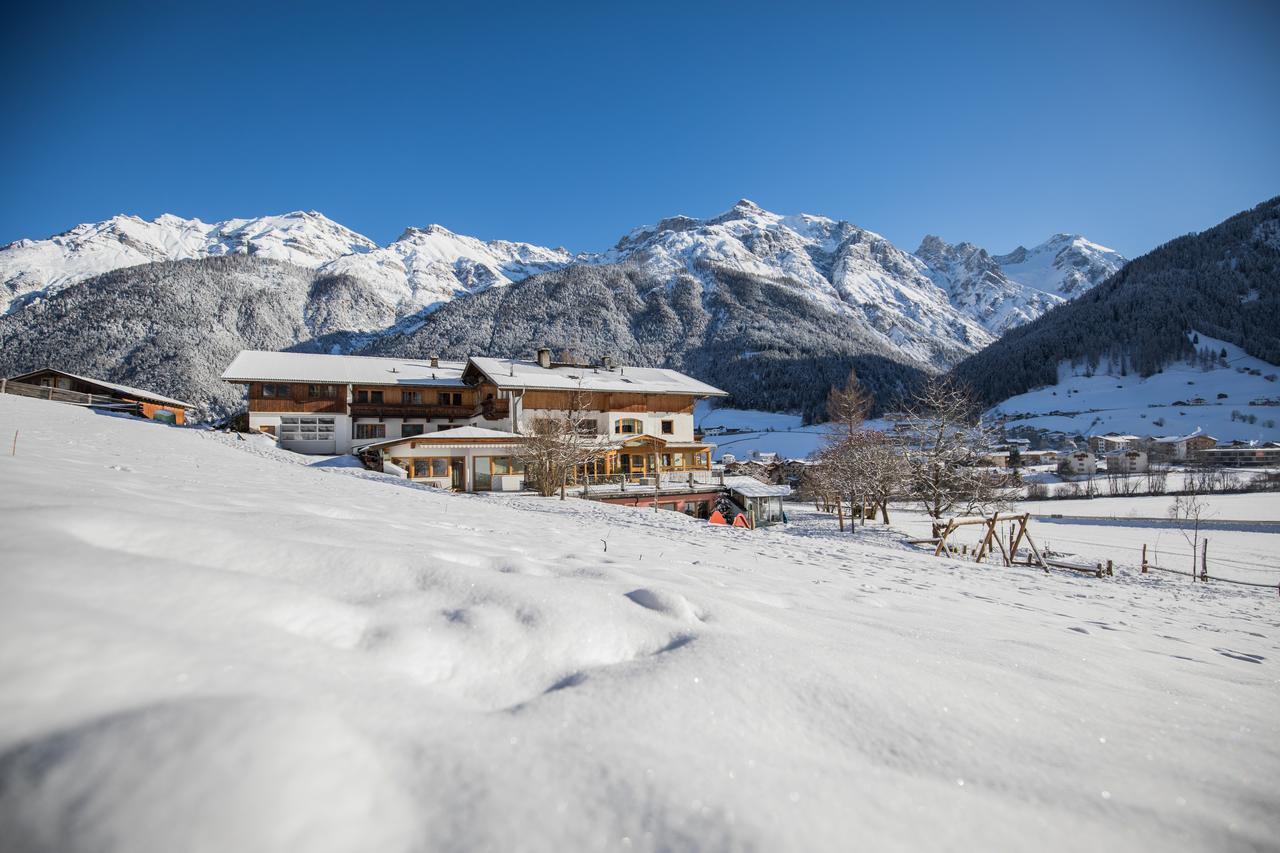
[614,417,643,435]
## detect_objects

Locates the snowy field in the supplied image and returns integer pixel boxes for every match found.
[991,333,1280,443]
[2,393,1279,852]
[695,401,825,460]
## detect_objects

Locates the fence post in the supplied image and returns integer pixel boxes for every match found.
[1141,544,1148,573]
[1200,539,1208,582]
[1106,559,1113,577]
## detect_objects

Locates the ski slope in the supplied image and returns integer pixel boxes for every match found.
[1,394,1277,852]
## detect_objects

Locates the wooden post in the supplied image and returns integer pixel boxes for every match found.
[9,430,15,457]
[1106,559,1113,577]
[1141,543,1148,573]
[1096,562,1104,578]
[1200,539,1208,582]
[653,449,660,513]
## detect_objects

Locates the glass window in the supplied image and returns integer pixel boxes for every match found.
[615,418,643,435]
[404,391,423,405]
[437,391,451,405]
[355,423,386,440]
[429,458,449,477]
[412,460,429,478]
[402,423,424,437]
[576,419,598,435]
[263,383,291,398]
[661,453,672,467]
[661,420,674,434]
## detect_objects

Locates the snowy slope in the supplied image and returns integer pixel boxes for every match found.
[995,234,1127,299]
[990,332,1280,442]
[1,394,1276,851]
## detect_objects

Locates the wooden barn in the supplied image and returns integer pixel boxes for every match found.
[3,368,192,424]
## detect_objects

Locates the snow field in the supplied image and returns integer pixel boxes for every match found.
[0,393,1277,851]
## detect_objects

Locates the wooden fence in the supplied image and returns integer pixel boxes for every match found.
[0,378,137,412]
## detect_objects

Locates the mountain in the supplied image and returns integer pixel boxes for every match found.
[917,233,1125,335]
[363,261,928,421]
[951,195,1280,407]
[0,212,574,326]
[0,201,1123,420]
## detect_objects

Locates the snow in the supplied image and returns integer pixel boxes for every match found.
[2,393,1278,851]
[990,333,1280,443]
[696,401,827,460]
[221,350,466,385]
[469,357,728,396]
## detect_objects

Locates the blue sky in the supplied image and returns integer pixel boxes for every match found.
[3,1,1277,258]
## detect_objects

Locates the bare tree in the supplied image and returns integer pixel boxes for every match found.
[515,385,605,499]
[825,369,873,438]
[1168,493,1207,581]
[901,377,1013,519]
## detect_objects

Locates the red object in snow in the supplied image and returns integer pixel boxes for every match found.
[708,511,727,525]
[732,513,750,528]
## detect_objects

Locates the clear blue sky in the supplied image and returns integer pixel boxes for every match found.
[3,0,1277,259]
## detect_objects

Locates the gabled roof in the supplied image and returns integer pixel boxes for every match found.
[6,367,192,408]
[221,350,467,386]
[465,357,728,397]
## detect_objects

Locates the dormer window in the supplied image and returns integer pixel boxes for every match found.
[615,418,643,435]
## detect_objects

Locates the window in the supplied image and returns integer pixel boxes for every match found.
[307,384,335,398]
[615,418,643,435]
[354,390,384,404]
[437,391,464,406]
[429,458,449,477]
[401,423,424,437]
[576,419,599,436]
[262,383,291,398]
[695,453,708,467]
[412,460,430,479]
[438,424,454,431]
[661,453,672,467]
[661,419,674,435]
[354,423,386,440]
[278,416,336,442]
[404,391,423,405]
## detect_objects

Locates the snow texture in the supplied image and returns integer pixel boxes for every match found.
[1,393,1276,852]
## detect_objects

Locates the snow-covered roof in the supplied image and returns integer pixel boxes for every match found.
[222,350,467,386]
[357,426,523,450]
[1150,428,1204,443]
[723,476,792,498]
[8,367,192,408]
[466,357,727,397]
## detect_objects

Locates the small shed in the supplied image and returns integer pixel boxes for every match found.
[723,476,791,527]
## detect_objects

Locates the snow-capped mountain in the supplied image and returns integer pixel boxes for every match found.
[995,234,1125,299]
[318,224,574,322]
[0,212,574,323]
[601,199,995,363]
[918,233,1125,335]
[0,212,377,314]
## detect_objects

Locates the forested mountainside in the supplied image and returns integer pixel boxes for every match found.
[951,196,1280,406]
[364,262,927,421]
[0,256,366,418]
[0,200,1130,421]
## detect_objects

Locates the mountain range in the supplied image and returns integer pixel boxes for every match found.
[0,201,1125,419]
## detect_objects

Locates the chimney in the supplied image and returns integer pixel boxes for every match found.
[430,355,439,368]
[536,348,552,369]
[602,354,614,371]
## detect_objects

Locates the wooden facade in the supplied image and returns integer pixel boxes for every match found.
[7,368,190,425]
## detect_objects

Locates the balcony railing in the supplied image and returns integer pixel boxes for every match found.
[350,403,474,419]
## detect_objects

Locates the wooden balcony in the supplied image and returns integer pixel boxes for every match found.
[350,403,474,419]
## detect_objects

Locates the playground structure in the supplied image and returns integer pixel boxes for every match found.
[910,512,1049,572]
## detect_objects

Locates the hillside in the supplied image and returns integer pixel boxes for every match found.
[1,393,1276,851]
[364,261,930,420]
[953,196,1280,406]
[0,202,1126,421]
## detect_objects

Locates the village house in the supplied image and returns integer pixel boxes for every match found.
[1193,441,1280,468]
[1146,429,1216,462]
[1087,433,1140,455]
[1059,450,1099,476]
[3,367,192,424]
[221,348,728,493]
[1105,448,1149,474]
